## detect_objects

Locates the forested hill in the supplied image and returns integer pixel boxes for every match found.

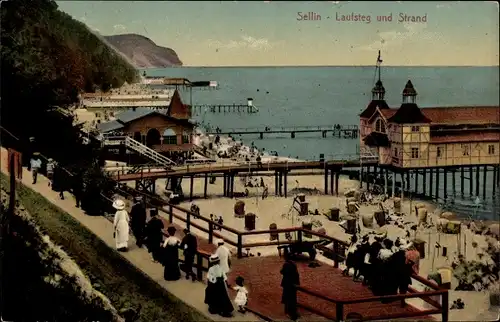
[0,0,138,164]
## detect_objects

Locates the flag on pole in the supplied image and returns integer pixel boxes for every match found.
[377,50,383,63]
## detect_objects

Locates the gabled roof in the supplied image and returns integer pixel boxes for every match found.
[421,106,500,125]
[97,120,124,132]
[359,100,390,119]
[388,103,431,124]
[116,108,161,123]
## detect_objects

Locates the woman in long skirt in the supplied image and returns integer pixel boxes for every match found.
[162,226,181,281]
[204,254,234,317]
[113,199,130,252]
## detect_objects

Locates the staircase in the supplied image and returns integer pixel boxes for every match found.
[359,146,379,163]
[124,137,176,167]
[102,135,177,167]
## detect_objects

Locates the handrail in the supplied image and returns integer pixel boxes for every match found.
[296,283,449,322]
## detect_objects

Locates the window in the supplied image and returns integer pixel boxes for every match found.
[411,126,420,132]
[488,144,495,155]
[182,131,191,144]
[163,128,178,145]
[375,119,386,133]
[411,148,419,159]
[461,144,470,156]
[437,146,443,158]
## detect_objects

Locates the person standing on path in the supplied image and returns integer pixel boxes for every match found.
[129,196,147,247]
[180,229,198,281]
[52,163,67,200]
[204,254,234,317]
[45,158,55,187]
[215,239,231,275]
[112,199,130,252]
[280,251,300,321]
[161,226,181,281]
[72,171,84,208]
[29,152,42,184]
[144,208,164,262]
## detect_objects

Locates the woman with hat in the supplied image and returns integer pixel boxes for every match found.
[215,239,231,274]
[112,199,130,252]
[161,226,181,281]
[204,254,234,317]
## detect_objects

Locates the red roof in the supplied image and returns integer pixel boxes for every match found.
[430,132,500,144]
[380,109,397,118]
[420,106,500,125]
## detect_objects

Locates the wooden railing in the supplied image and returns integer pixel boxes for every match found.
[296,272,448,322]
[113,184,348,264]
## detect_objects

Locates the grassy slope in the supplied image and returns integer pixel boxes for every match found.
[0,173,209,322]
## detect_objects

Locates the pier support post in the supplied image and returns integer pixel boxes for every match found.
[429,168,434,198]
[482,165,487,201]
[274,171,278,196]
[405,171,410,196]
[366,166,371,190]
[359,166,364,189]
[384,168,388,195]
[452,169,456,197]
[469,166,473,196]
[204,173,208,199]
[324,168,329,195]
[400,172,404,198]
[284,171,288,198]
[335,172,339,196]
[278,171,283,196]
[414,170,419,195]
[330,169,334,195]
[189,175,194,201]
[460,167,465,196]
[230,173,235,198]
[443,168,448,201]
[435,168,440,200]
[422,169,427,196]
[391,169,396,197]
[223,173,227,197]
[493,166,497,196]
[475,165,480,197]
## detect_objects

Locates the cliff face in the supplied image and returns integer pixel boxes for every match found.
[103,34,183,68]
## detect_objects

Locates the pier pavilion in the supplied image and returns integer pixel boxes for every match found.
[360,78,500,201]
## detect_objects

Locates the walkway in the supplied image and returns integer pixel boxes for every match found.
[0,150,260,322]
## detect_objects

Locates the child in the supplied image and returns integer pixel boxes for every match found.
[232,276,248,313]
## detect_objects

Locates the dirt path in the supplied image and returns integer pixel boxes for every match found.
[0,148,261,322]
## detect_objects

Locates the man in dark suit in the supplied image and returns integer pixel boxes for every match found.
[130,196,147,247]
[280,251,300,320]
[181,229,198,281]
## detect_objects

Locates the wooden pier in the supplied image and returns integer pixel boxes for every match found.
[190,104,258,114]
[206,125,359,139]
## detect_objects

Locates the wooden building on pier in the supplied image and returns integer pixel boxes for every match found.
[97,90,195,156]
[360,75,500,200]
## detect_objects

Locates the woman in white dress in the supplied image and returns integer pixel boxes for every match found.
[113,199,130,252]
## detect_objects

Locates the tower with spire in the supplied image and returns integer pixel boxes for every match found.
[388,80,430,124]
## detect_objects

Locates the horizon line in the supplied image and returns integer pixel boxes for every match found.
[145,64,500,69]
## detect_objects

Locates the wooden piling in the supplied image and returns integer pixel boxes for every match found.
[443,168,448,201]
[204,173,208,198]
[482,165,487,201]
[274,172,278,196]
[335,172,339,196]
[429,168,433,198]
[460,167,465,196]
[422,169,427,196]
[469,166,473,196]
[475,165,480,197]
[324,168,329,194]
[223,173,227,197]
[414,169,419,195]
[493,166,497,195]
[435,168,440,200]
[189,175,194,201]
[330,169,334,195]
[284,171,288,198]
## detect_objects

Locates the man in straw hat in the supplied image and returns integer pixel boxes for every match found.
[215,239,231,274]
[112,199,130,252]
[29,152,42,184]
[204,254,234,317]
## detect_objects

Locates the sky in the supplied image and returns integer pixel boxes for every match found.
[57,1,499,66]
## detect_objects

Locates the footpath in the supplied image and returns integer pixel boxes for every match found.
[0,148,261,322]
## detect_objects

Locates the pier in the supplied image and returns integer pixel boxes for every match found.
[190,103,258,114]
[206,124,359,139]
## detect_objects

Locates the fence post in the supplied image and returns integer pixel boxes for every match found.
[237,234,243,258]
[333,240,339,268]
[196,253,203,281]
[336,302,344,322]
[208,222,213,244]
[169,204,173,223]
[441,291,449,322]
[186,211,191,230]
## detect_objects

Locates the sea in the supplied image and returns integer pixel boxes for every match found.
[143,66,500,219]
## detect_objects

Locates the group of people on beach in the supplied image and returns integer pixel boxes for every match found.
[110,196,249,317]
